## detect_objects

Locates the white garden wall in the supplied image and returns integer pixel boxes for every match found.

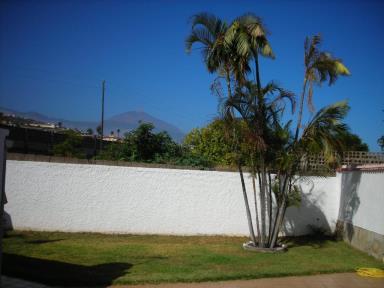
[337,168,384,260]
[4,160,340,236]
[339,170,384,235]
[284,175,341,235]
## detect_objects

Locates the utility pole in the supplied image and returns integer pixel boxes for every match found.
[100,80,105,151]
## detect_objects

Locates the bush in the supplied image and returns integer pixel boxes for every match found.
[53,130,85,158]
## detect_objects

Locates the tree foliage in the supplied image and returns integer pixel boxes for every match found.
[97,122,178,162]
[339,131,369,151]
[53,130,84,158]
[86,128,94,135]
[97,122,212,167]
[183,119,234,166]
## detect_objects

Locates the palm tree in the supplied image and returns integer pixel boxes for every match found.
[225,82,350,249]
[223,81,295,247]
[86,128,93,135]
[186,13,251,98]
[187,13,258,243]
[186,13,231,97]
[96,125,102,137]
[269,101,350,248]
[223,15,276,246]
[186,14,352,250]
[225,13,274,102]
[295,34,350,140]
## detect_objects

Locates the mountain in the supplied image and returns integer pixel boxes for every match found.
[0,107,185,142]
[105,111,185,141]
[0,107,55,123]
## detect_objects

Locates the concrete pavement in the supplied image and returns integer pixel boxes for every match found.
[2,272,384,288]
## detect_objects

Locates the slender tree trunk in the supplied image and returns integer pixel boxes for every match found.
[257,170,263,246]
[255,159,268,248]
[269,175,289,248]
[267,171,273,244]
[259,174,266,247]
[225,66,232,99]
[294,77,308,141]
[260,165,269,247]
[269,198,287,248]
[252,172,261,245]
[238,163,257,244]
[254,50,267,129]
[269,174,284,247]
[254,52,268,247]
[254,51,262,101]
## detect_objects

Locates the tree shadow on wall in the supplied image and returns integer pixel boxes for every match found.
[282,179,332,247]
[2,253,132,287]
[338,170,361,242]
[2,210,13,231]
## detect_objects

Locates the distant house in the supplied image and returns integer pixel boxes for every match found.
[29,123,57,129]
[103,134,120,142]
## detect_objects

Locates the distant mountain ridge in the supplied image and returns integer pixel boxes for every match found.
[0,107,185,142]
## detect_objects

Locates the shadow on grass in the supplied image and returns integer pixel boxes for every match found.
[3,232,64,244]
[25,239,64,245]
[280,235,337,249]
[2,253,132,286]
[3,232,24,239]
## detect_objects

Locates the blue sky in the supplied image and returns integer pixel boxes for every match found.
[0,0,383,150]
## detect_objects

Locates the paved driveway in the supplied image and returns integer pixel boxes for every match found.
[117,273,384,288]
[3,273,384,288]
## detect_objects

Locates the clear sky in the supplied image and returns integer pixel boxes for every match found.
[0,0,383,150]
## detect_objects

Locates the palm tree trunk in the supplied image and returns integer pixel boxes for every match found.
[254,51,262,100]
[254,50,267,127]
[269,198,287,248]
[260,166,268,247]
[257,170,263,245]
[255,159,267,248]
[294,77,308,141]
[267,171,273,244]
[238,163,257,244]
[252,172,261,245]
[225,66,232,99]
[269,175,289,248]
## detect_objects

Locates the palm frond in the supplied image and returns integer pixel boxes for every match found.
[260,41,275,59]
[263,82,296,114]
[190,13,225,36]
[224,21,239,47]
[301,34,351,115]
[236,30,252,57]
[335,60,351,76]
[226,12,274,61]
[185,27,214,53]
[300,101,350,157]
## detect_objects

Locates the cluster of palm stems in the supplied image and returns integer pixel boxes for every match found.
[186,13,350,248]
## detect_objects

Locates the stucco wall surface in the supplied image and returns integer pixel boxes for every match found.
[339,171,384,235]
[284,174,341,235]
[5,160,340,236]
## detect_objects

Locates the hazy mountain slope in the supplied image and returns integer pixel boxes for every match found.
[0,107,185,142]
[105,111,185,140]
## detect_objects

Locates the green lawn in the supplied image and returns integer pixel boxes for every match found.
[3,231,383,286]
